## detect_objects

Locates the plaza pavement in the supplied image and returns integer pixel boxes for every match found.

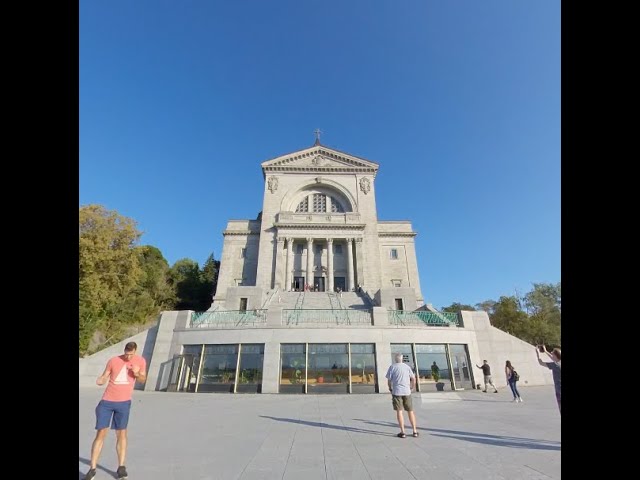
[79,385,560,480]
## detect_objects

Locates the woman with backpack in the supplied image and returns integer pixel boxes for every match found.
[505,360,523,403]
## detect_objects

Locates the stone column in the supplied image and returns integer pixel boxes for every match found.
[327,238,334,292]
[274,237,284,289]
[285,238,293,291]
[355,237,364,289]
[347,238,355,291]
[306,237,314,289]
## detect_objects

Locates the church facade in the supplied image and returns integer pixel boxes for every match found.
[214,139,423,313]
[80,141,555,395]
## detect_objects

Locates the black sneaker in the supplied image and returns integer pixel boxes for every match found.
[84,468,97,480]
[116,466,128,479]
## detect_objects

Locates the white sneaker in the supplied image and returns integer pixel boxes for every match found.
[518,397,523,402]
[512,398,518,402]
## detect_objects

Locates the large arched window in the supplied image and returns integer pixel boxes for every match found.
[295,193,345,213]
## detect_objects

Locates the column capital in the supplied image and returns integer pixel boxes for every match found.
[306,237,314,243]
[276,237,285,244]
[355,237,363,243]
[346,237,354,244]
[286,237,294,243]
[326,238,334,244]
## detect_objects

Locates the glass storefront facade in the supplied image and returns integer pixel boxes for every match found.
[280,343,378,394]
[307,343,349,394]
[350,344,377,393]
[280,343,307,393]
[163,342,471,394]
[198,344,238,392]
[237,344,265,393]
[166,344,265,393]
[390,343,474,392]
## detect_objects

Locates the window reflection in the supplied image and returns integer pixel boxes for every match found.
[198,344,238,392]
[308,344,349,393]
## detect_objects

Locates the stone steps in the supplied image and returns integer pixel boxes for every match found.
[270,291,370,310]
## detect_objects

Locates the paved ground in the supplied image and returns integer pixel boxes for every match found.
[79,385,561,480]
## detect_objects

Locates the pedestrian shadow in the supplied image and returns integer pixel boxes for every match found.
[259,415,390,436]
[455,398,514,402]
[78,457,117,478]
[352,420,561,451]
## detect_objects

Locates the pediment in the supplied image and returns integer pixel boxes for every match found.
[261,145,379,174]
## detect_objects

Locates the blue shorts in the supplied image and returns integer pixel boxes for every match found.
[95,400,132,430]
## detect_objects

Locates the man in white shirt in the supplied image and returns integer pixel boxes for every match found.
[385,353,419,438]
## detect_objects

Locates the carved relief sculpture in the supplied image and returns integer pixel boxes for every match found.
[359,177,371,194]
[267,176,278,193]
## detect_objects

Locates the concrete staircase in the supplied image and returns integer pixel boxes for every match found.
[270,291,371,310]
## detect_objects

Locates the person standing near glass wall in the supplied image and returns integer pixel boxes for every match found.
[386,353,419,438]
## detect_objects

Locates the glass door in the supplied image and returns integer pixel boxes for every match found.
[449,344,473,390]
[293,276,305,291]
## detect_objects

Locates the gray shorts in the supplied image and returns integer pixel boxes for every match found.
[483,375,493,384]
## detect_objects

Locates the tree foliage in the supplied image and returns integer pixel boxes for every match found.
[169,254,220,311]
[441,302,476,313]
[460,283,561,346]
[80,205,143,356]
[79,205,221,356]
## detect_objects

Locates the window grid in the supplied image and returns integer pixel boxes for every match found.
[312,194,326,212]
[330,198,344,213]
[296,197,309,213]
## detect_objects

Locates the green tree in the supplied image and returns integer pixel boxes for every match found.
[441,302,476,313]
[522,282,561,345]
[79,205,143,356]
[490,295,528,337]
[169,253,221,311]
[200,253,220,304]
[137,245,176,308]
[475,300,496,313]
[169,258,204,310]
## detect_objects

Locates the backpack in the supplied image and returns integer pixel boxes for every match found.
[512,369,520,381]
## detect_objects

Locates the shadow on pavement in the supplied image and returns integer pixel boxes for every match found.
[260,415,391,437]
[78,457,117,478]
[352,419,561,451]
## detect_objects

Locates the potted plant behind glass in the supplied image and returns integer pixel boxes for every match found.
[291,359,303,384]
[431,362,445,391]
[432,370,446,391]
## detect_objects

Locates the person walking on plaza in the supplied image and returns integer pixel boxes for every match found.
[385,354,419,438]
[536,345,561,414]
[505,360,523,402]
[83,342,147,480]
[475,360,498,392]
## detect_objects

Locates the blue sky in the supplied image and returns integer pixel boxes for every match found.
[80,0,560,309]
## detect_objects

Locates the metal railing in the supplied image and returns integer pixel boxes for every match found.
[282,308,372,326]
[327,292,340,310]
[389,310,460,327]
[189,310,267,328]
[294,291,305,310]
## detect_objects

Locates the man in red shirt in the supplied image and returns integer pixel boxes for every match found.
[84,342,147,480]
